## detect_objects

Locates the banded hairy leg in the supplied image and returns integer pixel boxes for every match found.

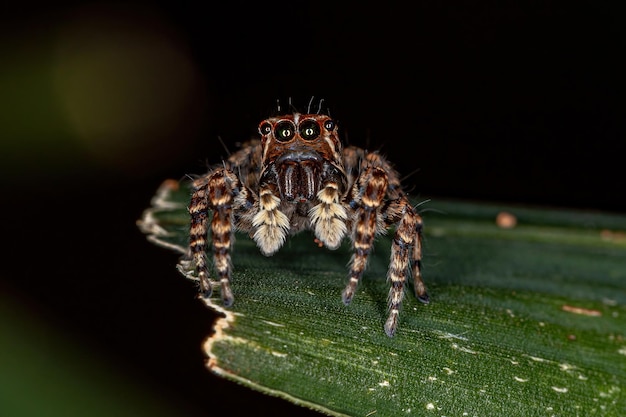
[188,166,257,306]
[342,148,428,336]
[383,197,427,336]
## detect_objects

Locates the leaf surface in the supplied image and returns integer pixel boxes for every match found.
[138,179,626,416]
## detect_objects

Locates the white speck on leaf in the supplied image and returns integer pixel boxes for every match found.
[451,343,478,354]
[599,385,620,398]
[434,330,469,341]
[552,386,568,393]
[262,320,285,327]
[559,363,578,374]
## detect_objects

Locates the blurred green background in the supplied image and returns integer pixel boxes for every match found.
[1,2,624,416]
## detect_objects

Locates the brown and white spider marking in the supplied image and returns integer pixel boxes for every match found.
[188,112,429,336]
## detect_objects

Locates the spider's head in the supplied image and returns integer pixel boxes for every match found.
[258,113,342,165]
[258,113,346,202]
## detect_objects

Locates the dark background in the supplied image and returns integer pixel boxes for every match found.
[1,1,624,416]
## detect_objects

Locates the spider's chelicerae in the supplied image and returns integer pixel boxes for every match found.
[188,112,429,336]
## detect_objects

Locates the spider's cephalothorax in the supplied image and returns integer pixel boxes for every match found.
[188,113,429,337]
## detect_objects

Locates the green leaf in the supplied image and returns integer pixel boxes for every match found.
[138,179,626,416]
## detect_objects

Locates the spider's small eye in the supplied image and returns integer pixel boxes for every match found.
[324,119,335,131]
[299,120,320,140]
[259,122,272,136]
[274,121,296,142]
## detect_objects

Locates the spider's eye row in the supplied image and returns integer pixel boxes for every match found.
[275,121,296,142]
[259,122,272,135]
[265,118,332,141]
[299,120,321,140]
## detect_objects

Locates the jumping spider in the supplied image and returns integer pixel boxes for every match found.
[188,112,429,336]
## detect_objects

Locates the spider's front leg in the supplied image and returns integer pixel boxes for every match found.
[343,166,388,306]
[189,168,249,306]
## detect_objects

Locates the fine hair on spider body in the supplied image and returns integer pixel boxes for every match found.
[187,110,429,337]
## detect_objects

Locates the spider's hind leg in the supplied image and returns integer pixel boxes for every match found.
[411,217,429,304]
[384,200,428,337]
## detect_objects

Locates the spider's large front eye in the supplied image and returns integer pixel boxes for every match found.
[259,122,272,136]
[274,121,296,142]
[299,120,320,140]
